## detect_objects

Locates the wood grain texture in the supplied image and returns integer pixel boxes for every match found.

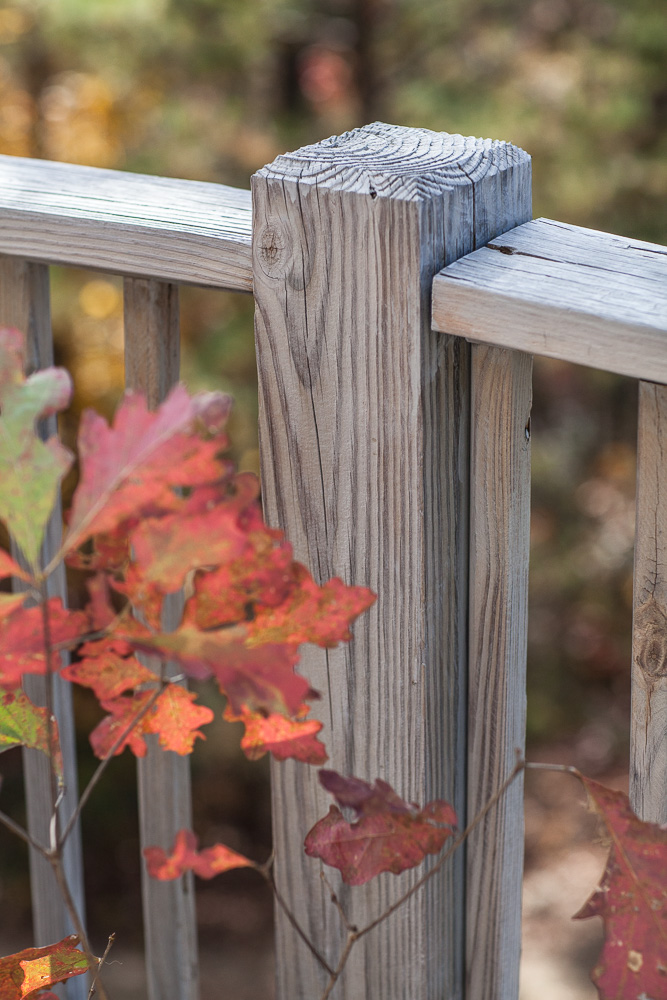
[466,346,532,1000]
[252,122,531,1000]
[124,286,198,1000]
[0,153,252,291]
[432,218,667,381]
[0,255,87,1000]
[631,381,667,824]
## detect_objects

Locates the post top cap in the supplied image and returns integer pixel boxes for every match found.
[255,122,529,201]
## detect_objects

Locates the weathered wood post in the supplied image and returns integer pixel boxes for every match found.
[252,123,531,999]
[631,381,667,825]
[124,278,199,1000]
[0,255,87,1000]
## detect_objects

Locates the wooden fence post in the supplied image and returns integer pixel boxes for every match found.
[0,255,87,1000]
[124,278,199,1000]
[631,381,667,824]
[252,123,531,999]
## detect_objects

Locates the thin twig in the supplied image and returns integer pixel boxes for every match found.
[319,933,355,1000]
[524,761,582,778]
[39,583,62,844]
[0,807,48,854]
[358,758,526,939]
[48,852,109,1000]
[320,870,355,932]
[88,933,115,999]
[261,862,335,977]
[314,759,527,1000]
[60,682,167,848]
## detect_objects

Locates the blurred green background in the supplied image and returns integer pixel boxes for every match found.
[0,0,665,990]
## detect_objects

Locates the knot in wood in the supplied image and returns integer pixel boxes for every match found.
[634,595,667,679]
[257,222,290,278]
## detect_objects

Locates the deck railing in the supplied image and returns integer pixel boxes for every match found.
[0,121,665,1000]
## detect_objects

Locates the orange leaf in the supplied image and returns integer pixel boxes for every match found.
[144,828,254,881]
[574,777,667,999]
[225,703,328,764]
[0,936,93,999]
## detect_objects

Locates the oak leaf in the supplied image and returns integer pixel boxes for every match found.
[574,777,667,999]
[0,690,63,781]
[0,935,93,999]
[144,828,254,880]
[64,385,231,554]
[0,328,73,566]
[305,771,457,885]
[247,566,376,649]
[124,624,312,717]
[224,703,328,765]
[89,685,214,758]
[0,599,87,689]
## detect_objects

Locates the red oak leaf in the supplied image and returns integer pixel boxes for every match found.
[89,685,213,758]
[247,565,375,648]
[224,703,328,764]
[144,828,254,881]
[61,648,155,701]
[0,599,87,689]
[89,691,153,758]
[0,935,93,999]
[64,385,231,553]
[305,771,457,885]
[574,777,667,999]
[148,685,214,755]
[122,624,313,717]
[127,475,259,595]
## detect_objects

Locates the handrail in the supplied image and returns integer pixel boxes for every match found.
[432,217,667,381]
[0,154,252,291]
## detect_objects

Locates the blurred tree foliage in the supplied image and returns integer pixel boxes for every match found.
[0,0,665,951]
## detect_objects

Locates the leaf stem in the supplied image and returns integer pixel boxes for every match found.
[88,934,115,999]
[48,850,108,1000]
[261,860,335,977]
[60,681,166,848]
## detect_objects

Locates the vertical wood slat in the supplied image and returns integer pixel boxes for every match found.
[466,346,532,1000]
[124,278,199,1000]
[252,122,531,1000]
[0,255,87,1000]
[631,380,667,824]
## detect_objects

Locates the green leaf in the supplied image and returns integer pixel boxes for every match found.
[0,690,63,782]
[0,329,73,567]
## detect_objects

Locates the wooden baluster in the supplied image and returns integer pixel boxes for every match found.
[0,254,87,1000]
[630,380,667,824]
[466,345,532,999]
[252,123,531,1000]
[124,277,199,1000]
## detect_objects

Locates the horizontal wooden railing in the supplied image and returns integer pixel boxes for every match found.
[0,154,252,290]
[0,123,665,1000]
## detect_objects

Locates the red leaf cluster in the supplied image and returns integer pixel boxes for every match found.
[0,936,92,999]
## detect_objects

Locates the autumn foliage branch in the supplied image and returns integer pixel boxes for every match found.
[0,326,664,1000]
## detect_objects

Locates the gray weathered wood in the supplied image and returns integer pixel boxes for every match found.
[631,381,667,824]
[0,255,87,1000]
[252,122,531,1000]
[432,218,667,381]
[0,154,252,292]
[124,280,199,1000]
[466,345,532,1000]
